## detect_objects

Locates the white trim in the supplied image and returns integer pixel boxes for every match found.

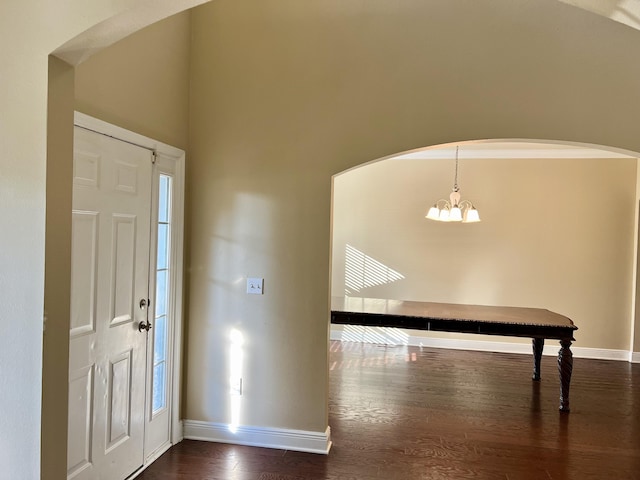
[174,420,184,443]
[569,346,632,361]
[74,111,185,158]
[156,151,186,448]
[183,421,332,455]
[331,328,633,362]
[632,352,640,363]
[147,152,186,453]
[630,170,640,364]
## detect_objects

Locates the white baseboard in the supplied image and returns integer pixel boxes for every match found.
[183,420,332,455]
[331,328,632,362]
[632,352,640,363]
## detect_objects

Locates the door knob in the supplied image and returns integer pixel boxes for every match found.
[138,320,152,332]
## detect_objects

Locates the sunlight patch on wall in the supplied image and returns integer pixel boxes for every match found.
[344,244,404,295]
[228,329,244,433]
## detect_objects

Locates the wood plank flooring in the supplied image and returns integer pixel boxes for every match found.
[137,341,640,479]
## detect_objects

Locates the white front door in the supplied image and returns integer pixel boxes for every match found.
[68,126,152,480]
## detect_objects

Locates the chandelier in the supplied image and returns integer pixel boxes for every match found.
[425,146,481,223]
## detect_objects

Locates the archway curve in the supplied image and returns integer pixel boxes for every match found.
[330,138,639,358]
[48,0,640,67]
[52,0,211,66]
[333,138,640,177]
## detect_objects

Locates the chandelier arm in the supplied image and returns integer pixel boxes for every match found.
[434,199,451,209]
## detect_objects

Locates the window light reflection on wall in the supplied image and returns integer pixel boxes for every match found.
[344,244,404,296]
[228,329,244,433]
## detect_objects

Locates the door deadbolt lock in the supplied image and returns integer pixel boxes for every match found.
[138,298,152,332]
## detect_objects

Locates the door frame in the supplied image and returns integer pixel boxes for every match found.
[73,111,186,463]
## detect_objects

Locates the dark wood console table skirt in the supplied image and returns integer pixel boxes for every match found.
[331,296,578,412]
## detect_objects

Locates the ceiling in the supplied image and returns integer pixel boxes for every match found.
[391,141,637,161]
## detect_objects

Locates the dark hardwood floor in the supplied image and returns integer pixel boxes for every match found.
[138,341,640,479]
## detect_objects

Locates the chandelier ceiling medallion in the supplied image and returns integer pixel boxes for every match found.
[425,146,481,223]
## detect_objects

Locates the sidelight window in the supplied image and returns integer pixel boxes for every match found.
[152,174,172,414]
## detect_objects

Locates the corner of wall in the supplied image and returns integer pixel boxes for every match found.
[42,54,75,480]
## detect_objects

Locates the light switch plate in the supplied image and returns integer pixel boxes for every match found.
[247,277,264,294]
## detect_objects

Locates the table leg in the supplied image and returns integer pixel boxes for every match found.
[532,338,544,381]
[558,339,573,412]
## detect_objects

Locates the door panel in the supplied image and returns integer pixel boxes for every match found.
[70,211,98,337]
[67,365,94,479]
[68,127,151,480]
[110,214,136,326]
[107,350,133,449]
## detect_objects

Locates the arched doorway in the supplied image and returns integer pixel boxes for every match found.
[330,140,639,358]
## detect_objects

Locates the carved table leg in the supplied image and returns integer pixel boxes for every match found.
[558,339,573,412]
[532,338,544,381]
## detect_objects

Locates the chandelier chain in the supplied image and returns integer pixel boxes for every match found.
[453,146,459,192]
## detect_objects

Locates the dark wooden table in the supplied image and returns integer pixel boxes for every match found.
[331,296,578,412]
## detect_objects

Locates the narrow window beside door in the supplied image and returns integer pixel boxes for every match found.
[152,174,172,415]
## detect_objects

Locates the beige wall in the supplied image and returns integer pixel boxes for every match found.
[75,12,192,150]
[43,56,75,480]
[332,154,637,351]
[186,0,640,436]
